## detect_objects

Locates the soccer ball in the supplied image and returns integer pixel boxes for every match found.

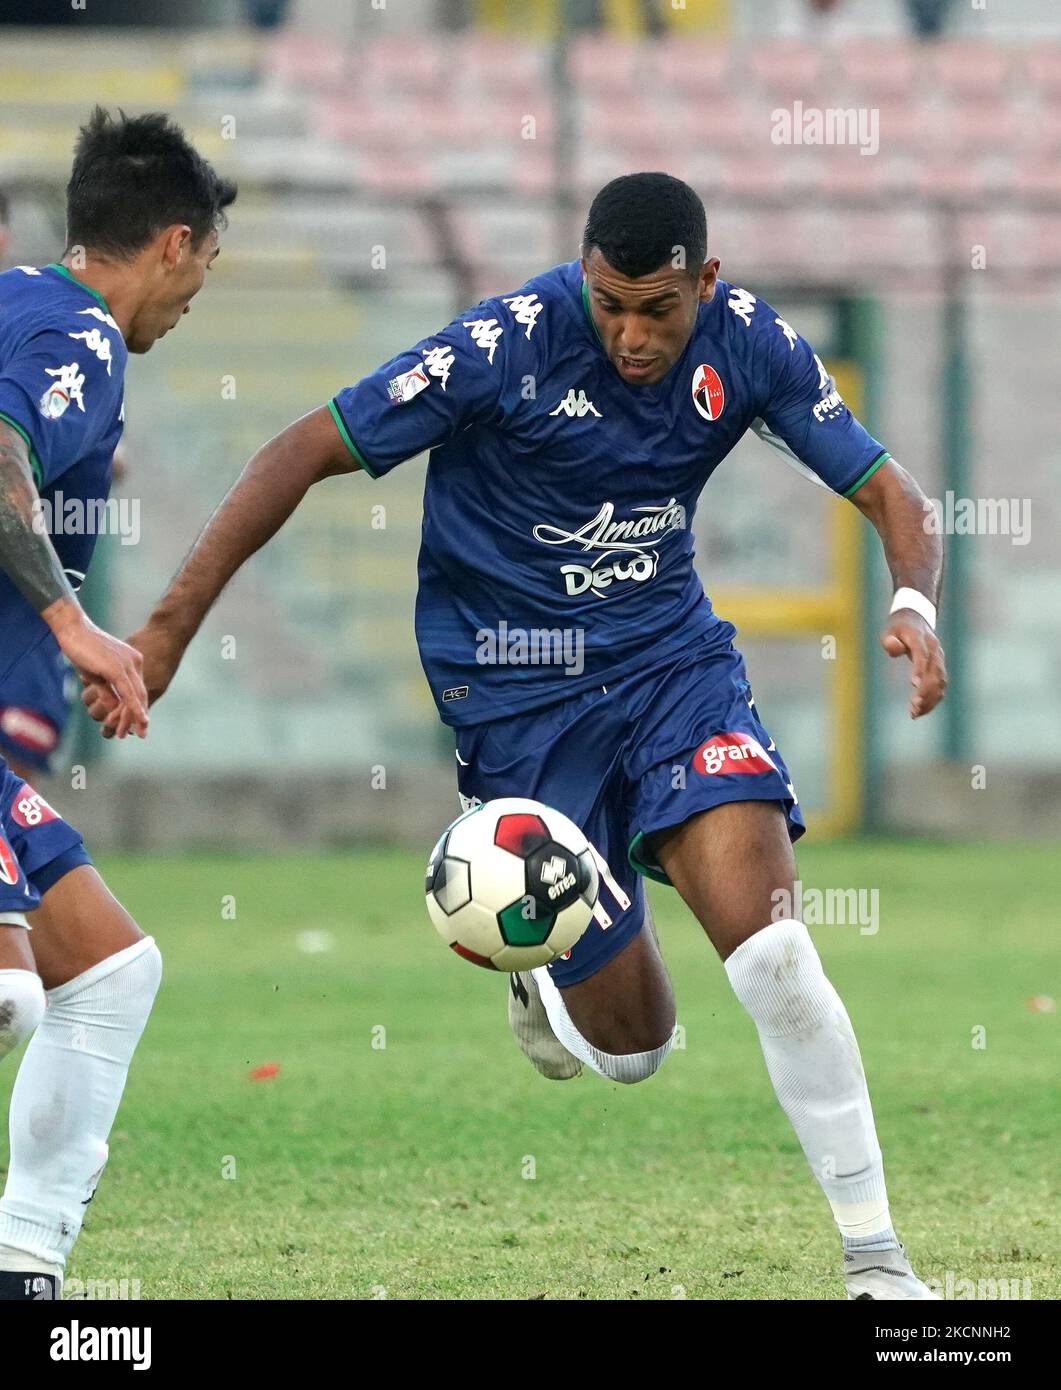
[425,797,599,971]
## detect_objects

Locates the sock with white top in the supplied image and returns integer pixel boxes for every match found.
[724,918,899,1253]
[0,936,162,1273]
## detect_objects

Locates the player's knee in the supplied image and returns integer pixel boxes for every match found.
[724,918,836,1037]
[0,969,46,1058]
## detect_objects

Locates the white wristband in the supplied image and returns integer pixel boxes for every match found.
[890,587,936,631]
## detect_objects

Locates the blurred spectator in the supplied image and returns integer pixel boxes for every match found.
[0,190,10,268]
[904,0,954,37]
[242,0,292,30]
[803,0,955,37]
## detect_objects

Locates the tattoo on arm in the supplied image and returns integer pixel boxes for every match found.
[0,420,73,613]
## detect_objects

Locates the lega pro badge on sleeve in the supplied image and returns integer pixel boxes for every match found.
[386,364,431,404]
[38,362,87,420]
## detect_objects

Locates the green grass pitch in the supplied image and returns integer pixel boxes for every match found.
[2,839,1056,1301]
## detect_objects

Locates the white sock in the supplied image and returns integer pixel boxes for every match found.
[0,936,162,1269]
[532,964,675,1084]
[0,969,46,1059]
[724,919,894,1243]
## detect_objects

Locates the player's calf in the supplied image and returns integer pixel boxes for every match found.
[0,867,162,1292]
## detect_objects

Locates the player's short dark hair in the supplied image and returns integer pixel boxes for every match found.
[582,172,707,279]
[65,106,237,260]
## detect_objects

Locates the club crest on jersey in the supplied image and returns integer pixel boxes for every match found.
[387,364,430,404]
[691,364,725,422]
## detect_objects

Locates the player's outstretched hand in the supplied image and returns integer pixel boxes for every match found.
[45,603,149,738]
[880,613,947,719]
[81,619,183,738]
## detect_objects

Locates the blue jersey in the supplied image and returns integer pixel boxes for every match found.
[0,264,126,685]
[330,261,888,727]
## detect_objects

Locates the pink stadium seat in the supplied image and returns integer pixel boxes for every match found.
[1007,155,1061,200]
[836,38,919,99]
[1021,103,1061,159]
[359,153,436,196]
[315,96,397,148]
[818,152,913,203]
[580,93,678,153]
[714,152,808,201]
[674,94,759,152]
[650,36,736,94]
[455,33,549,95]
[927,40,1013,101]
[747,41,828,96]
[1026,214,1061,269]
[875,101,934,155]
[1022,45,1061,100]
[568,34,653,97]
[936,101,1022,156]
[507,147,556,197]
[357,33,448,95]
[264,31,346,88]
[914,156,995,203]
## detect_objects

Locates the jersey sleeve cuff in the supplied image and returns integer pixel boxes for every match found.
[841,450,890,498]
[328,399,379,478]
[0,410,44,487]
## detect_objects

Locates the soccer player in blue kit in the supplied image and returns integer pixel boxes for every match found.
[88,174,947,1300]
[0,108,235,1299]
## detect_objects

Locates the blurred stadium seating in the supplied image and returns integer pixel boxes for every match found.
[1,0,1058,843]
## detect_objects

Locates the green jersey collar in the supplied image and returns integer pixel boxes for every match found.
[580,279,603,346]
[47,262,113,316]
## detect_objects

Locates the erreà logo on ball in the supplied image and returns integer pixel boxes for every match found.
[691,364,725,421]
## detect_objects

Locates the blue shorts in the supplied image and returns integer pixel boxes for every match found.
[0,755,91,918]
[0,636,75,773]
[454,643,804,986]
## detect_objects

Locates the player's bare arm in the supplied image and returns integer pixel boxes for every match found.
[83,404,355,728]
[0,418,148,737]
[848,457,947,719]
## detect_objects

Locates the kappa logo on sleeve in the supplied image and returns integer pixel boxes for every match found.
[500,293,543,339]
[420,345,455,391]
[67,326,114,375]
[693,732,777,777]
[727,288,758,326]
[463,318,503,364]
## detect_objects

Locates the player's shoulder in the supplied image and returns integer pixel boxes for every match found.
[703,277,783,342]
[0,265,126,367]
[464,261,582,355]
[699,277,809,382]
